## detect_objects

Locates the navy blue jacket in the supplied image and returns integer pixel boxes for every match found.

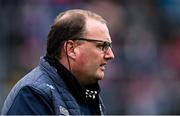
[1,57,105,115]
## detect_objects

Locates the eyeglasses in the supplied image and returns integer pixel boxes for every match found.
[72,37,112,52]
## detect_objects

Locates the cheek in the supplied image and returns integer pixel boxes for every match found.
[78,51,101,69]
[76,50,86,63]
[75,46,103,68]
[77,52,90,66]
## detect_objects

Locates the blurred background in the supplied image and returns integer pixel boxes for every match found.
[1,0,180,114]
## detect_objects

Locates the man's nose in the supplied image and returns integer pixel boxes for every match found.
[104,48,115,60]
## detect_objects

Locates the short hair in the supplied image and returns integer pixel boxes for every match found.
[46,9,106,59]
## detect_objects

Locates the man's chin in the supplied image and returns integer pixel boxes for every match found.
[96,73,104,80]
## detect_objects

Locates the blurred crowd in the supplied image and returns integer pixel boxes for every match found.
[1,0,180,114]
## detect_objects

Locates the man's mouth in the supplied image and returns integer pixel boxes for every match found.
[100,63,106,71]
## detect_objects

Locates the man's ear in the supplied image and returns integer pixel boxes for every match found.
[64,40,76,59]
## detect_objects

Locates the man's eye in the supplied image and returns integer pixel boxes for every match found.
[96,44,104,50]
[96,42,111,51]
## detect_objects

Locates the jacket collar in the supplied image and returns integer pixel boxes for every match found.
[43,55,100,103]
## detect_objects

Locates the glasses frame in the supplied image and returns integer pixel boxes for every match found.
[71,37,112,52]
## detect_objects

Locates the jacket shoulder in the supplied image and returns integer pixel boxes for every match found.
[1,67,56,114]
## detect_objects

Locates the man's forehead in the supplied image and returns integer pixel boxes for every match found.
[84,18,111,38]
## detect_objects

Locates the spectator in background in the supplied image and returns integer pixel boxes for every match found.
[1,9,114,115]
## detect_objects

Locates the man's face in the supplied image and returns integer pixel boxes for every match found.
[72,18,114,85]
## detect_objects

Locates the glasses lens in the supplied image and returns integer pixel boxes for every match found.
[102,42,112,51]
[73,38,112,51]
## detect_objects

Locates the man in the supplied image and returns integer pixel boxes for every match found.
[1,9,114,115]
